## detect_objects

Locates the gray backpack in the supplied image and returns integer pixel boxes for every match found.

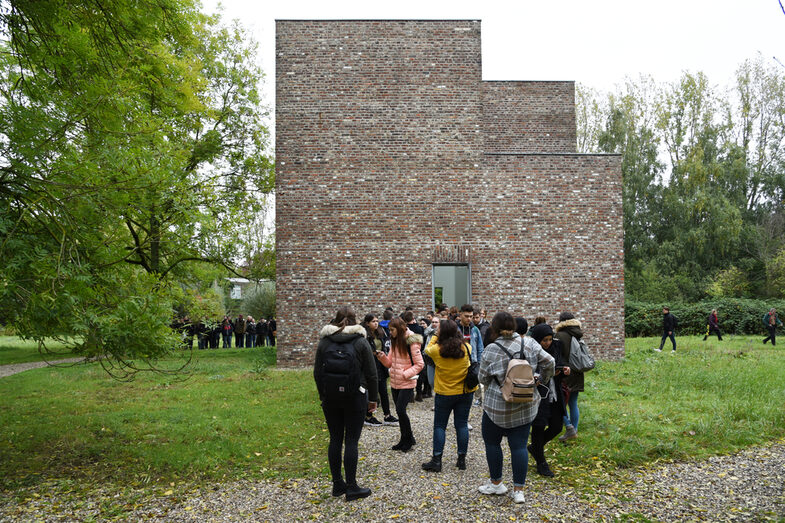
[569,337,595,373]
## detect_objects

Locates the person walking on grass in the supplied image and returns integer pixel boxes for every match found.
[477,311,554,504]
[703,309,723,341]
[375,317,424,452]
[763,308,782,346]
[654,307,677,353]
[421,319,477,473]
[554,312,585,441]
[313,306,378,501]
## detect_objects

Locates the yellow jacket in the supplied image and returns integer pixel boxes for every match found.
[425,335,478,396]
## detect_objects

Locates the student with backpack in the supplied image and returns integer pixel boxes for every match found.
[654,307,677,353]
[763,308,782,346]
[527,322,570,476]
[313,306,379,501]
[477,312,554,504]
[375,317,424,452]
[554,312,585,441]
[421,319,477,473]
[703,309,722,341]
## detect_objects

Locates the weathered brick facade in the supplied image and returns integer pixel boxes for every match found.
[276,20,624,367]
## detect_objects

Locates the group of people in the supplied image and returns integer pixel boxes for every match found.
[170,315,277,349]
[313,304,586,503]
[655,306,782,352]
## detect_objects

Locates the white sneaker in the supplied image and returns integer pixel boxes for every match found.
[467,422,473,431]
[653,348,662,352]
[511,489,525,503]
[478,481,507,495]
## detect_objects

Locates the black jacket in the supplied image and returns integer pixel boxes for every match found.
[555,318,585,393]
[663,313,677,333]
[313,324,379,404]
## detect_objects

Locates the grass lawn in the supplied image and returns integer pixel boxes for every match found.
[0,336,80,365]
[1,335,783,497]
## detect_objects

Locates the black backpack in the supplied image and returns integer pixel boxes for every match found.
[321,338,363,401]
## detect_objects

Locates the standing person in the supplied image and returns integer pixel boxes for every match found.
[195,318,208,350]
[422,316,440,391]
[528,323,570,477]
[477,312,554,503]
[554,312,584,441]
[255,318,268,347]
[703,309,723,341]
[361,313,397,427]
[234,314,246,348]
[421,319,477,472]
[473,308,491,347]
[375,317,424,452]
[221,316,233,348]
[313,306,378,501]
[268,317,277,347]
[210,318,221,349]
[457,304,484,405]
[245,316,256,349]
[654,307,677,353]
[405,310,428,402]
[763,308,782,346]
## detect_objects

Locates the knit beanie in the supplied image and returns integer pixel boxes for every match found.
[530,323,554,344]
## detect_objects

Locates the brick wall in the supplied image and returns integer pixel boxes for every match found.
[276,20,624,367]
[483,81,576,153]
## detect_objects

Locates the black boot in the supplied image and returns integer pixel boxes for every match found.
[702,336,707,341]
[415,391,423,402]
[456,453,466,470]
[345,484,371,501]
[398,433,415,452]
[391,439,404,451]
[421,454,442,472]
[536,460,555,477]
[331,480,347,497]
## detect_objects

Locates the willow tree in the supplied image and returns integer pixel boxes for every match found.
[0,0,273,378]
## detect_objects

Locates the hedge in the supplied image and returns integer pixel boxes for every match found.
[625,298,785,337]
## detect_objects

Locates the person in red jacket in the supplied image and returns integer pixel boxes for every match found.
[703,309,722,341]
[375,317,424,452]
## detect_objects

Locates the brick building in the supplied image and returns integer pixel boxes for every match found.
[275,20,624,366]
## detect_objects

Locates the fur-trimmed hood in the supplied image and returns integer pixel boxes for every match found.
[554,318,581,332]
[405,330,423,346]
[319,324,367,339]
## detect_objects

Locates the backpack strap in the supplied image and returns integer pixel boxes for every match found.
[491,337,522,388]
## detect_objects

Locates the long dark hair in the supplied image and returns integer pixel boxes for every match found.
[330,306,356,333]
[362,313,384,340]
[487,311,516,344]
[388,317,408,357]
[437,319,465,359]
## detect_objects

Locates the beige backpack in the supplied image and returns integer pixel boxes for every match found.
[496,341,536,403]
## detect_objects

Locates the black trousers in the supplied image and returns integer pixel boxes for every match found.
[659,331,676,351]
[322,395,366,486]
[377,377,391,416]
[530,403,564,463]
[704,325,722,340]
[763,325,777,346]
[391,388,414,440]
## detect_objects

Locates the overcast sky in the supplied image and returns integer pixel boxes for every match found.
[204,0,785,111]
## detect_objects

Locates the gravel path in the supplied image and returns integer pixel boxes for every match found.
[3,396,781,522]
[0,358,84,378]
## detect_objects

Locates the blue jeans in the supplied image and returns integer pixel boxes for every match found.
[659,331,676,351]
[481,411,531,487]
[563,391,580,431]
[222,332,232,348]
[246,333,256,348]
[433,392,473,456]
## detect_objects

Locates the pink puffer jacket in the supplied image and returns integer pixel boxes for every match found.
[377,331,424,390]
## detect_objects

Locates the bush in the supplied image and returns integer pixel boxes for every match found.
[241,282,275,320]
[625,298,785,337]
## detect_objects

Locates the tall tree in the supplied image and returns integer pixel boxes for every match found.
[0,1,273,378]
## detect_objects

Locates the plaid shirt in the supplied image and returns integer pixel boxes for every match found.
[479,333,555,429]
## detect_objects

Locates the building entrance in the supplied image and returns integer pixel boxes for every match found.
[432,264,470,309]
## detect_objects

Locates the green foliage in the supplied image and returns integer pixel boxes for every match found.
[766,246,785,297]
[240,282,276,320]
[0,2,273,377]
[706,266,751,298]
[579,57,785,302]
[625,298,785,337]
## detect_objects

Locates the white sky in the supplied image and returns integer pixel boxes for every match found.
[205,0,785,111]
